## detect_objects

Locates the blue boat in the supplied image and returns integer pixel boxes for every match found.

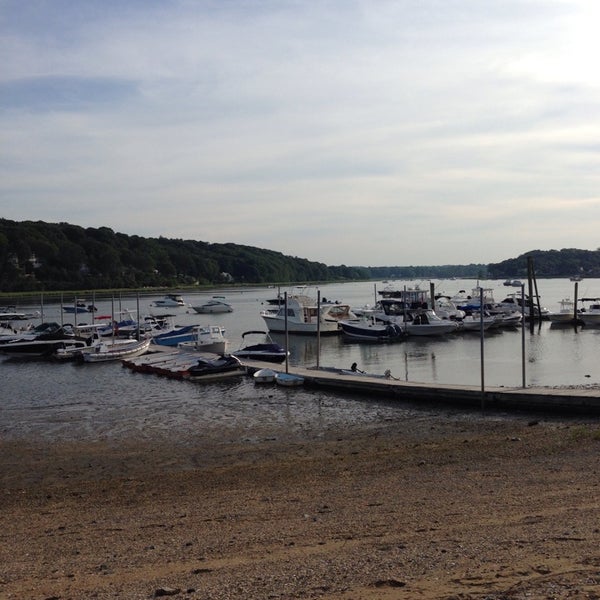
[151,325,198,347]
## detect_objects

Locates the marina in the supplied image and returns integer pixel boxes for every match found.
[2,278,600,442]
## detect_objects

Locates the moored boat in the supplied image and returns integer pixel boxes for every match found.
[177,325,228,354]
[339,319,405,342]
[260,290,356,335]
[79,337,152,363]
[185,354,244,381]
[231,330,288,363]
[191,297,233,314]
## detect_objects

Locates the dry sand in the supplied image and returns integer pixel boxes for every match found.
[1,411,600,600]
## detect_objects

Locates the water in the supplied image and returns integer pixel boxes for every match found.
[2,278,598,441]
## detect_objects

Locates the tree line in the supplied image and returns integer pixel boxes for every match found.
[1,219,596,292]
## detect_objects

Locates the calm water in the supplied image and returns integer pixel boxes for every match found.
[2,278,598,441]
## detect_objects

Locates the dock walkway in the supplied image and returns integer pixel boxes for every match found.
[242,359,600,415]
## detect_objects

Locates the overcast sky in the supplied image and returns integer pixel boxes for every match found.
[2,1,600,266]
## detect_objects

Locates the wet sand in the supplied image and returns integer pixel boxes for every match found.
[1,412,600,600]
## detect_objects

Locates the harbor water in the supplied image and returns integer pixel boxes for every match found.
[2,278,599,442]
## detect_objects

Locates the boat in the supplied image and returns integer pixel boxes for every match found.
[186,354,244,381]
[0,308,41,321]
[191,297,233,314]
[338,319,405,342]
[496,293,550,320]
[149,294,191,316]
[177,325,228,354]
[231,330,288,363]
[151,324,199,347]
[548,298,581,325]
[79,337,152,363]
[0,322,90,358]
[253,368,277,383]
[457,312,497,332]
[275,372,304,387]
[434,295,466,320]
[376,300,459,336]
[578,298,600,327]
[260,291,356,334]
[62,299,97,314]
[503,279,523,287]
[151,294,187,308]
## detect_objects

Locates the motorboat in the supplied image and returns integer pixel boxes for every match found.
[151,324,199,347]
[548,298,581,325]
[260,292,356,334]
[177,325,228,354]
[191,298,233,314]
[0,308,41,321]
[0,322,90,358]
[403,310,460,336]
[231,330,288,363]
[376,300,459,336]
[457,312,497,332]
[79,337,152,363]
[186,354,244,381]
[62,299,97,313]
[149,294,191,316]
[151,294,187,308]
[434,295,466,320]
[338,318,405,343]
[578,298,600,327]
[496,293,550,320]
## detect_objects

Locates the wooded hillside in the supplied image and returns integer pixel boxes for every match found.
[0,219,596,292]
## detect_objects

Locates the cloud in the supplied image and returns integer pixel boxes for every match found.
[2,0,600,266]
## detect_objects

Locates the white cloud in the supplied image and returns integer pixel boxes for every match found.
[2,0,600,266]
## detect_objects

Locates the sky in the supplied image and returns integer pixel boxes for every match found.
[2,0,600,267]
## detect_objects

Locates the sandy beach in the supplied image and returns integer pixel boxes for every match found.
[1,410,600,600]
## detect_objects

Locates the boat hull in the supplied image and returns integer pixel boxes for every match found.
[339,321,405,342]
[80,338,152,363]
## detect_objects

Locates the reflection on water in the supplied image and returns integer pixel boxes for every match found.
[3,278,600,441]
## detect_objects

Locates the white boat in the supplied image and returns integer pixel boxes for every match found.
[496,293,550,320]
[151,294,187,308]
[275,372,304,387]
[548,299,580,324]
[376,300,459,336]
[80,337,152,363]
[434,295,466,320]
[260,292,356,335]
[149,294,191,316]
[578,298,600,327]
[458,313,497,332]
[403,310,460,336]
[253,368,277,383]
[177,325,228,354]
[191,298,233,314]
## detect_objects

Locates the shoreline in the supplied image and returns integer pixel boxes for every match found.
[2,413,600,599]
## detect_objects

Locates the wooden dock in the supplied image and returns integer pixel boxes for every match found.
[241,360,600,415]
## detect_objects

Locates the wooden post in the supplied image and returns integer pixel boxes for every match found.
[527,257,535,331]
[430,281,435,311]
[521,283,526,388]
[317,290,321,369]
[479,287,485,410]
[284,292,289,374]
[574,281,579,325]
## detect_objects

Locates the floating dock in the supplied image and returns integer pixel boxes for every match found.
[242,360,600,415]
